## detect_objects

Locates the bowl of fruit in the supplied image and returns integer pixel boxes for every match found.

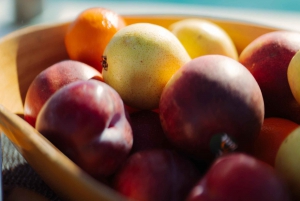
[1,6,300,201]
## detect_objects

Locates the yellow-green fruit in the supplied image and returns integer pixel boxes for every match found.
[169,19,238,60]
[275,126,300,200]
[288,50,300,104]
[102,23,191,110]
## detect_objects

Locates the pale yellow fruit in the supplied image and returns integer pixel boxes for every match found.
[288,50,300,104]
[275,126,300,200]
[169,19,238,60]
[102,23,191,110]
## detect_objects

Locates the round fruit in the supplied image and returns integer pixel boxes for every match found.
[169,18,238,60]
[113,149,201,201]
[159,55,264,162]
[102,23,191,110]
[36,80,133,179]
[275,126,300,200]
[64,7,126,72]
[187,153,291,201]
[24,60,102,127]
[252,117,298,167]
[239,31,300,120]
[288,50,300,104]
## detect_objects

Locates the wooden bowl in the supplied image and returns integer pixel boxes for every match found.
[0,15,285,201]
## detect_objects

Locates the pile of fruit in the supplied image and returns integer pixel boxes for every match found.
[23,6,300,201]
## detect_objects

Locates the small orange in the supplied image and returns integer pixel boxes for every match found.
[252,117,299,167]
[65,7,126,72]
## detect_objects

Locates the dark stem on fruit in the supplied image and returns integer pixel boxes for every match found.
[209,133,238,157]
[102,55,108,71]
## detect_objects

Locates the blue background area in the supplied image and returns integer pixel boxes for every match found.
[2,0,300,37]
[60,0,300,12]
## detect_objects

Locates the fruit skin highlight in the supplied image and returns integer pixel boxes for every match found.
[102,22,191,110]
[159,55,264,162]
[169,18,238,60]
[65,7,126,72]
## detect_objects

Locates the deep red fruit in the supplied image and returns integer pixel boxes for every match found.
[129,110,172,154]
[186,153,291,201]
[113,149,202,201]
[36,80,132,179]
[159,55,264,162]
[24,60,102,127]
[239,31,300,123]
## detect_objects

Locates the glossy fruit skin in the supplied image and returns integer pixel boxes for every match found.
[113,149,201,201]
[159,55,264,162]
[169,18,238,60]
[288,50,300,104]
[65,7,126,72]
[24,60,102,128]
[102,23,191,110]
[252,117,298,167]
[186,153,292,201]
[36,80,133,179]
[239,31,300,123]
[275,127,300,200]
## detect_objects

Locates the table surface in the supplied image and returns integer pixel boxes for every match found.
[2,134,61,200]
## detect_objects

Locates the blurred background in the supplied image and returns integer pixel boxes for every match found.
[1,0,300,37]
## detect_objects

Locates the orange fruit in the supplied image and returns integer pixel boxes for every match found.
[65,7,126,72]
[252,117,299,167]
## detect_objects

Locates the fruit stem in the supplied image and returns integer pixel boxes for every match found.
[102,55,108,71]
[210,133,238,157]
